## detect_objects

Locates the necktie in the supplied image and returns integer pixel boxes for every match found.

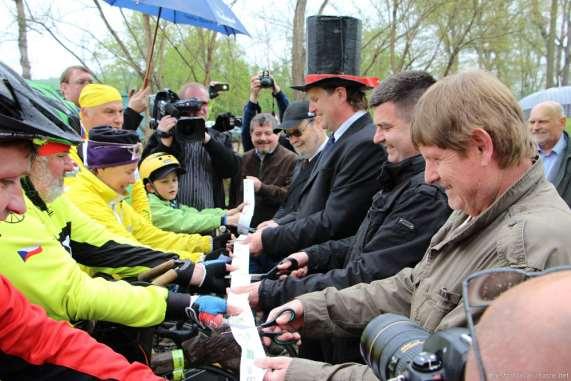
[322,135,336,157]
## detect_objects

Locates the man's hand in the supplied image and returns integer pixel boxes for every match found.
[128,87,150,113]
[231,281,261,310]
[249,74,262,103]
[257,219,278,231]
[255,356,292,381]
[246,176,262,192]
[191,259,233,295]
[265,300,304,332]
[189,295,241,329]
[276,252,309,278]
[248,230,264,256]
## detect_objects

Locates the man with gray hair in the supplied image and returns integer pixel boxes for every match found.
[232,112,297,229]
[528,100,571,206]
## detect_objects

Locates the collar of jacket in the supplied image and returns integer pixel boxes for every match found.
[431,157,543,251]
[378,154,425,190]
[21,176,49,213]
[76,166,125,205]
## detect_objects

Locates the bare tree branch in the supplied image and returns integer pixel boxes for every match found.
[92,0,144,78]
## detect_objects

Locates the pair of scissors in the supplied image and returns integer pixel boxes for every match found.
[250,258,300,282]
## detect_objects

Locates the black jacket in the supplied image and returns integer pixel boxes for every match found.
[273,153,321,221]
[552,131,571,207]
[258,155,451,310]
[261,113,386,258]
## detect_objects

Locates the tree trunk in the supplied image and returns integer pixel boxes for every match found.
[561,0,571,85]
[14,0,31,79]
[545,0,558,88]
[291,0,307,100]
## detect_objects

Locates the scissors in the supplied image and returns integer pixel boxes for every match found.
[250,258,299,282]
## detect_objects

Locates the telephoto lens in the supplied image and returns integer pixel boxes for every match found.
[360,313,430,381]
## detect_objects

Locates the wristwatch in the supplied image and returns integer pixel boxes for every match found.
[156,129,174,138]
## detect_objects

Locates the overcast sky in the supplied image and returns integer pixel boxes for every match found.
[0,0,362,79]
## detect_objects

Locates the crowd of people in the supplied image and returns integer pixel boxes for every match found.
[1,28,571,380]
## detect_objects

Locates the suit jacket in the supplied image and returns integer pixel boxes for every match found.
[273,153,322,221]
[261,113,386,258]
[553,131,571,208]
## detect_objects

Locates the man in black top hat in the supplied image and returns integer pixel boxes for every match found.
[247,65,386,261]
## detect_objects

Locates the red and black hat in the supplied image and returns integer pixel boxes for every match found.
[291,16,379,92]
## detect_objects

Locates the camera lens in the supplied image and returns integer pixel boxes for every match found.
[360,314,430,381]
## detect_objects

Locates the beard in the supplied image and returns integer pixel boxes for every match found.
[30,158,64,203]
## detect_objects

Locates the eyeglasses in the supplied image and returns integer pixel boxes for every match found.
[283,118,314,139]
[284,128,303,139]
[462,265,571,381]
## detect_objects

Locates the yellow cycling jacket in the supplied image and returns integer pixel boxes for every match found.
[65,167,211,262]
[22,178,179,279]
[0,196,168,326]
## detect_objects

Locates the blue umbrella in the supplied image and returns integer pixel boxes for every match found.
[103,0,249,86]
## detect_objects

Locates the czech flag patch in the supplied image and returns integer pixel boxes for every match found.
[17,246,43,262]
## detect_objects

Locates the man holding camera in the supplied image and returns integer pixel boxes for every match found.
[255,70,571,381]
[241,71,295,152]
[144,82,239,209]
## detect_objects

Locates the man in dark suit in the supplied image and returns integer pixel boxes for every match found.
[248,73,387,260]
[257,101,327,229]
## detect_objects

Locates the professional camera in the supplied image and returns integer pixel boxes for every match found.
[150,89,206,143]
[213,112,242,133]
[258,70,274,88]
[360,314,470,381]
[208,82,230,99]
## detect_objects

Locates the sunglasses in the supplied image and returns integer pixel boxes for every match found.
[462,265,571,381]
[283,118,315,139]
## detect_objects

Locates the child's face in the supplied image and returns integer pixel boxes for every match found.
[152,171,179,201]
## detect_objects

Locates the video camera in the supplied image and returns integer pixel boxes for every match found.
[150,89,206,143]
[360,314,470,381]
[213,112,242,133]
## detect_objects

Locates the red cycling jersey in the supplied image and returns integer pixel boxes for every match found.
[0,275,164,380]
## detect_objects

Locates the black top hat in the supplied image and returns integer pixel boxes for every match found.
[291,15,379,91]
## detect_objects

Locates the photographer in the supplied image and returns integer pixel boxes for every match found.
[242,71,294,152]
[254,70,571,381]
[143,83,239,209]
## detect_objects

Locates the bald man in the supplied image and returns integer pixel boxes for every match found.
[529,101,571,206]
[465,271,571,380]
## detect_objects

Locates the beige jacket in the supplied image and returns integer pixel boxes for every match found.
[286,160,571,380]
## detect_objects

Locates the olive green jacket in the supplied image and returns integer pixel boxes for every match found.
[286,159,571,381]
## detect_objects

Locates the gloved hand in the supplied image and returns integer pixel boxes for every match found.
[173,260,196,288]
[212,231,232,252]
[198,258,231,295]
[188,295,227,329]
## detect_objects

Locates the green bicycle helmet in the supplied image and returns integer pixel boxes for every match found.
[0,61,81,144]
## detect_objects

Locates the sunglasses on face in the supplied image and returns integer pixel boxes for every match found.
[283,118,315,139]
[462,265,571,381]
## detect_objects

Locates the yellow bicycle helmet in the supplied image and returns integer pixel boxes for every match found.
[139,152,185,184]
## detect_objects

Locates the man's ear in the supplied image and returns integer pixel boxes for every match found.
[471,128,494,165]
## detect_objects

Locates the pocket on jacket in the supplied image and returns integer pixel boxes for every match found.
[413,288,461,332]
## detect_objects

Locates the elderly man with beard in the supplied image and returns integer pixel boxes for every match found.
[232,113,297,230]
[257,101,328,230]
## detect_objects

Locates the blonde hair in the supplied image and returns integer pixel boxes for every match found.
[412,70,535,168]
